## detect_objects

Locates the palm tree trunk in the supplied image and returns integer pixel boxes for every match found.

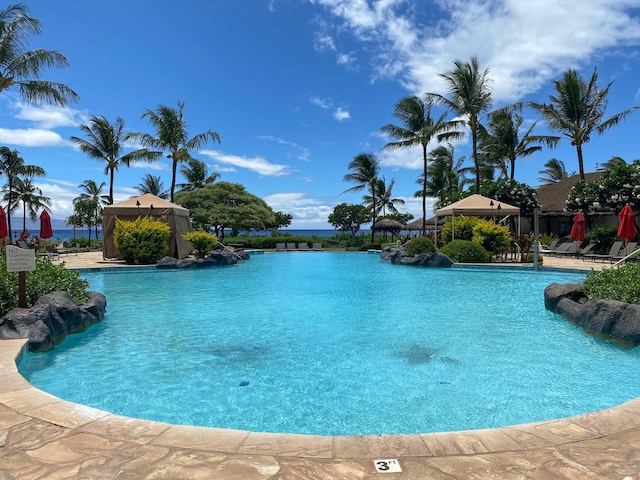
[422,143,428,236]
[109,168,115,205]
[170,159,178,203]
[370,191,376,244]
[576,144,585,181]
[472,125,480,194]
[510,156,516,180]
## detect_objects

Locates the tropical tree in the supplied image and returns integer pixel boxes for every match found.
[602,156,627,170]
[135,174,169,199]
[66,213,83,240]
[530,68,637,180]
[9,174,51,232]
[265,211,293,232]
[0,3,78,106]
[342,153,380,243]
[380,95,464,234]
[177,158,220,192]
[70,116,158,204]
[420,144,468,204]
[429,55,493,194]
[365,177,404,217]
[75,179,107,239]
[479,108,559,179]
[71,198,97,245]
[127,101,221,202]
[328,203,371,236]
[537,158,574,185]
[0,147,45,235]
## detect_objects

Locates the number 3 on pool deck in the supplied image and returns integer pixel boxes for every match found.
[374,459,402,473]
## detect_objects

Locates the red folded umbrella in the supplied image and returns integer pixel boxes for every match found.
[40,210,53,239]
[618,204,636,255]
[0,206,7,240]
[570,212,585,242]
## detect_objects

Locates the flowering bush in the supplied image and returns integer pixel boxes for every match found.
[182,231,218,258]
[585,263,640,304]
[480,178,540,216]
[472,219,511,254]
[113,217,170,264]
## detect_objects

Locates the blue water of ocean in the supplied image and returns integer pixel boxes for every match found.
[19,253,640,436]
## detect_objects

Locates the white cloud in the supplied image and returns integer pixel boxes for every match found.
[310,96,332,109]
[333,107,351,121]
[0,128,69,147]
[15,104,88,129]
[263,191,334,227]
[258,135,311,161]
[336,52,356,65]
[201,149,292,176]
[312,0,640,103]
[213,164,238,173]
[129,161,167,171]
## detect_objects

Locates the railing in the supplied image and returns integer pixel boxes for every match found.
[608,247,640,269]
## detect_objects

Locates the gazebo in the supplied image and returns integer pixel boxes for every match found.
[435,194,520,239]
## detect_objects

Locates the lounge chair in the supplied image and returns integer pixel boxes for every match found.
[583,241,623,262]
[557,242,595,257]
[286,242,297,251]
[298,242,309,251]
[38,245,60,261]
[312,242,324,251]
[535,239,559,254]
[611,242,638,262]
[275,242,287,252]
[548,242,574,256]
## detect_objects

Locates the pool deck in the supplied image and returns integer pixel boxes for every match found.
[3,252,639,479]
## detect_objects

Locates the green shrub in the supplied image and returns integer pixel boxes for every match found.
[440,216,480,244]
[440,240,492,263]
[540,233,557,247]
[182,230,218,258]
[584,263,640,304]
[585,226,618,254]
[472,219,511,254]
[113,217,170,264]
[404,236,436,256]
[0,255,91,317]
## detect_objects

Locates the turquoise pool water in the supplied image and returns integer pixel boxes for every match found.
[18,253,640,436]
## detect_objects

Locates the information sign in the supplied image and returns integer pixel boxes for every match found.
[6,245,36,272]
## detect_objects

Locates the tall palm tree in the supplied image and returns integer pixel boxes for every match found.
[479,109,560,179]
[530,68,637,180]
[8,175,50,232]
[420,144,468,203]
[70,116,159,204]
[380,95,464,235]
[135,174,169,199]
[75,179,107,239]
[537,158,574,185]
[365,177,404,217]
[0,4,78,106]
[127,102,221,202]
[177,158,220,192]
[342,153,380,243]
[429,55,493,194]
[0,147,45,236]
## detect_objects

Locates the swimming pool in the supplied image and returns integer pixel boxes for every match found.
[18,252,640,436]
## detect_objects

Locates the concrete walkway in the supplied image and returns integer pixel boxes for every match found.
[2,252,637,479]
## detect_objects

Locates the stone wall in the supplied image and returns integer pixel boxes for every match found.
[544,283,640,343]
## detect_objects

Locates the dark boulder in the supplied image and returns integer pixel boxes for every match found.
[544,283,640,344]
[156,250,249,269]
[381,246,453,268]
[0,291,107,351]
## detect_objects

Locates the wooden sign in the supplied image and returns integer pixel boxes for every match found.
[6,245,36,272]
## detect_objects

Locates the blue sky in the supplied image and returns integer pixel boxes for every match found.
[3,0,640,229]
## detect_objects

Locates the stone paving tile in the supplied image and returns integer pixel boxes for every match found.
[238,431,333,458]
[152,424,250,453]
[27,400,110,428]
[334,434,429,458]
[0,385,61,411]
[419,428,526,456]
[79,414,172,445]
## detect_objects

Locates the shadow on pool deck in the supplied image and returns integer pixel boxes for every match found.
[2,253,635,479]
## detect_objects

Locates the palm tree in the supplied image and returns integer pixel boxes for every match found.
[75,179,107,239]
[530,68,637,180]
[380,95,464,235]
[70,116,158,204]
[365,177,405,217]
[177,158,220,191]
[538,158,574,185]
[429,55,493,194]
[8,175,51,232]
[420,144,468,203]
[479,109,560,179]
[0,147,45,236]
[0,4,78,106]
[127,102,221,202]
[602,156,627,170]
[135,174,169,199]
[342,153,380,243]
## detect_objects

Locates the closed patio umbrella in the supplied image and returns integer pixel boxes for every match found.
[617,204,636,255]
[570,212,585,252]
[40,210,53,240]
[0,206,7,242]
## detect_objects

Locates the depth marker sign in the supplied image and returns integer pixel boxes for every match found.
[374,459,402,473]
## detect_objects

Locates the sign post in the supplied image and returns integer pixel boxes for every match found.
[6,245,36,307]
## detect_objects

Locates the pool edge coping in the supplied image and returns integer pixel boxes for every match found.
[3,338,640,460]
